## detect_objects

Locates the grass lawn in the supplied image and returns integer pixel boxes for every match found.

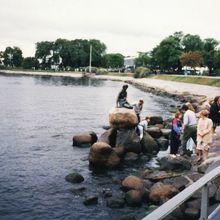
[148,74,220,87]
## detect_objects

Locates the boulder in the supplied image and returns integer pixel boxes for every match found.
[125,190,143,207]
[73,131,97,147]
[122,175,145,191]
[156,137,169,150]
[112,146,125,157]
[99,128,117,147]
[148,116,163,126]
[184,207,200,220]
[159,156,192,171]
[146,127,162,138]
[149,182,179,204]
[161,129,171,139]
[83,196,98,205]
[89,142,120,168]
[120,214,136,220]
[163,176,190,191]
[141,132,159,154]
[109,108,138,128]
[65,172,84,183]
[145,171,175,182]
[124,152,139,162]
[116,128,142,154]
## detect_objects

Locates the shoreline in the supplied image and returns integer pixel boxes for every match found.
[1,69,217,107]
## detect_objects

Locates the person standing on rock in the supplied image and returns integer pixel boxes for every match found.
[116,84,133,109]
[170,111,183,157]
[133,99,144,122]
[138,116,150,140]
[197,110,213,162]
[181,104,197,156]
[209,96,220,135]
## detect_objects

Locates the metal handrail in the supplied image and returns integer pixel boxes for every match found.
[142,165,220,220]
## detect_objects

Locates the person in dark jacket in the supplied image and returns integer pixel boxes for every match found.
[170,111,183,156]
[209,96,220,135]
[116,84,133,109]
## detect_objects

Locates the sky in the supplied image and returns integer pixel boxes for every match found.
[0,0,220,57]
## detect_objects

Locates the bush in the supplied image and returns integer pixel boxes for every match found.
[85,66,98,73]
[214,69,220,76]
[134,67,150,78]
[96,68,108,75]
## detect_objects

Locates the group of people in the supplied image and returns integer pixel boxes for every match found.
[170,96,220,162]
[116,84,220,163]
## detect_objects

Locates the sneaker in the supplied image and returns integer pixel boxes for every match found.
[170,154,176,158]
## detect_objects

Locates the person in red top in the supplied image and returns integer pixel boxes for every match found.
[170,111,183,157]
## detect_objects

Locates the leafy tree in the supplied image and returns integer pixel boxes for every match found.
[102,53,124,68]
[214,50,220,70]
[22,57,39,69]
[151,35,183,71]
[203,38,219,74]
[0,51,3,65]
[35,41,53,69]
[180,51,203,69]
[134,52,151,68]
[182,34,203,52]
[3,46,23,67]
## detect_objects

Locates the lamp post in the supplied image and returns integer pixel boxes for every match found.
[89,45,92,73]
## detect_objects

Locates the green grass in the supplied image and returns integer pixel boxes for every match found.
[147,74,220,87]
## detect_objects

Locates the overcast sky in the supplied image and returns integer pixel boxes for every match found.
[0,0,220,57]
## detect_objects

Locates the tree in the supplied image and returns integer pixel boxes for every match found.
[180,51,203,69]
[182,34,203,52]
[214,49,220,71]
[35,41,53,69]
[203,38,219,74]
[102,53,124,68]
[134,52,151,68]
[22,57,39,69]
[151,35,183,71]
[3,46,23,67]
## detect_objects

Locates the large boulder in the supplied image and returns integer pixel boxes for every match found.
[89,142,120,168]
[109,108,138,128]
[141,132,159,154]
[73,131,97,147]
[159,156,192,171]
[156,137,169,150]
[121,175,145,191]
[148,116,163,126]
[161,129,171,139]
[99,128,117,147]
[146,127,162,138]
[65,172,84,183]
[149,182,179,204]
[125,190,143,207]
[116,128,142,154]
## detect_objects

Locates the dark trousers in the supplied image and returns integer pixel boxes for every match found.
[170,134,180,155]
[181,125,197,156]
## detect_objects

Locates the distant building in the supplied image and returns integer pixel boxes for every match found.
[124,56,136,72]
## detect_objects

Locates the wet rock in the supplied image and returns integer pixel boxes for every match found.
[149,182,179,204]
[72,131,97,147]
[109,108,138,128]
[141,132,159,154]
[124,152,138,162]
[112,146,125,157]
[197,162,210,174]
[122,176,145,191]
[83,196,98,205]
[155,124,164,129]
[89,142,120,168]
[159,156,192,171]
[163,175,190,191]
[156,137,169,150]
[186,198,201,210]
[65,172,84,183]
[116,128,142,154]
[184,207,200,220]
[148,116,163,126]
[106,197,125,208]
[187,173,203,182]
[99,128,117,147]
[146,171,175,182]
[141,168,153,178]
[161,129,171,139]
[125,190,143,207]
[146,127,162,138]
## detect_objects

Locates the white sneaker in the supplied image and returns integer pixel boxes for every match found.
[170,154,176,158]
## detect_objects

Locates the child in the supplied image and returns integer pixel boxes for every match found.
[138,116,150,140]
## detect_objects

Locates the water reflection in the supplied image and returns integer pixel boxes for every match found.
[33,75,105,87]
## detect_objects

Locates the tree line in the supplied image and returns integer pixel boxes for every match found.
[0,32,220,75]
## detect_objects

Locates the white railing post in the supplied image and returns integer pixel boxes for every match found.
[200,183,209,220]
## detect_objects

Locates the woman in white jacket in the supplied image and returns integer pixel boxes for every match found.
[197,110,213,162]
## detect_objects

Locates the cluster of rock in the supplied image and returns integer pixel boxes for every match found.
[73,108,172,169]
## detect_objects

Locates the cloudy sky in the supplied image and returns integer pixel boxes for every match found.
[0,0,219,57]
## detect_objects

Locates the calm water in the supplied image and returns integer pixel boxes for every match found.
[0,75,178,220]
